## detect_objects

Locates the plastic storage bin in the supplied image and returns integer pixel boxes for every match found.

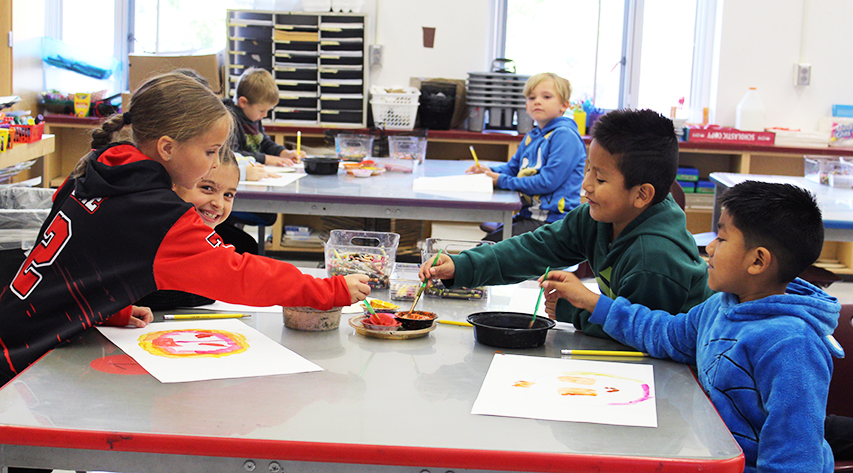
[422,238,493,299]
[0,187,54,284]
[805,156,853,188]
[335,133,374,161]
[389,262,422,301]
[370,86,420,130]
[325,229,400,289]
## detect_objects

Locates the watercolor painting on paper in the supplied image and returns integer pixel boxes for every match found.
[471,354,657,427]
[97,319,321,383]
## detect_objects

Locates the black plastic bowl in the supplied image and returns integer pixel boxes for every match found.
[467,312,556,348]
[303,157,340,175]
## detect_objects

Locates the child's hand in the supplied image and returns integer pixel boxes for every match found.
[541,270,599,313]
[419,253,455,282]
[282,149,306,162]
[245,164,281,181]
[485,170,500,186]
[128,305,154,327]
[345,274,371,303]
[265,155,295,167]
[465,164,491,174]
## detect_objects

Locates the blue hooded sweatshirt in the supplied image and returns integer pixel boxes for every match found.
[590,278,843,473]
[490,116,586,223]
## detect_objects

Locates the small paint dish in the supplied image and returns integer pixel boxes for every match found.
[395,310,438,330]
[352,168,373,178]
[282,306,342,331]
[361,319,402,332]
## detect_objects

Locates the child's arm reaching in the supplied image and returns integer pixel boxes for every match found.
[541,270,600,315]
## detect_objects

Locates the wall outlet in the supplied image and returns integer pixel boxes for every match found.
[369,44,383,67]
[795,63,811,86]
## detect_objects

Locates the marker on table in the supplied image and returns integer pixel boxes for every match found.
[561,349,647,357]
[438,319,473,327]
[163,313,250,320]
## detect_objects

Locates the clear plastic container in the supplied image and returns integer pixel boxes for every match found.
[335,134,374,162]
[0,187,54,251]
[389,263,422,301]
[325,230,400,289]
[805,156,853,188]
[422,238,493,299]
[388,136,427,163]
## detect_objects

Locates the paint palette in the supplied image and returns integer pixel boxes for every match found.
[349,315,436,340]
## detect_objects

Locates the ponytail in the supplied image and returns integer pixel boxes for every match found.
[90,114,127,150]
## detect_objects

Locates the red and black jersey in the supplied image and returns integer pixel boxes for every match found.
[0,143,351,384]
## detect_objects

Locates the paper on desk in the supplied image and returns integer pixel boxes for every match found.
[240,171,305,187]
[412,173,493,194]
[97,319,321,383]
[192,300,283,313]
[472,354,656,427]
[505,283,599,316]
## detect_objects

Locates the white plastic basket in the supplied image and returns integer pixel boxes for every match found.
[370,86,421,105]
[370,86,421,130]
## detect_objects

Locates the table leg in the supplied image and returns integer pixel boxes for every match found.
[502,212,513,240]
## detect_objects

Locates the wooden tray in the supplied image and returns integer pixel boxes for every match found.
[348,316,436,340]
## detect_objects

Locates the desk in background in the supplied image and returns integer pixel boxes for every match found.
[710,171,853,275]
[233,159,522,245]
[0,269,743,472]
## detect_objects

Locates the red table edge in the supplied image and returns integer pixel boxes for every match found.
[0,425,744,473]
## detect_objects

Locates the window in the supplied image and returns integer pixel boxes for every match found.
[500,0,715,121]
[133,0,248,54]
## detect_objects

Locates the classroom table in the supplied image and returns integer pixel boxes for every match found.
[0,270,744,473]
[232,159,522,242]
[709,172,853,241]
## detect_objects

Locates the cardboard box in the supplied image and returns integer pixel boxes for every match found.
[128,50,225,96]
[687,128,775,145]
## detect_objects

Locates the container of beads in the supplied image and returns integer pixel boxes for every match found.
[422,238,493,299]
[389,262,422,301]
[325,230,400,289]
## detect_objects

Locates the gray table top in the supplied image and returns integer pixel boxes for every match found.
[235,160,522,212]
[0,271,743,472]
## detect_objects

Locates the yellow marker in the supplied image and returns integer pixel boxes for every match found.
[438,319,473,327]
[163,313,250,320]
[469,145,480,167]
[297,131,301,155]
[561,349,647,357]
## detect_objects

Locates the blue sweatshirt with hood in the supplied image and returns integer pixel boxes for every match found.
[590,278,843,473]
[490,116,586,223]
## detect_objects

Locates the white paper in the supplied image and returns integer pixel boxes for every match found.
[191,300,283,313]
[240,171,305,187]
[412,174,493,194]
[97,319,322,383]
[472,354,657,428]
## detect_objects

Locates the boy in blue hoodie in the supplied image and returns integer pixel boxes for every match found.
[542,180,843,473]
[468,72,586,240]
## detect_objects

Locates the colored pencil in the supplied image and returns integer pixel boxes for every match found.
[469,145,480,167]
[438,319,473,327]
[561,349,648,357]
[163,313,250,320]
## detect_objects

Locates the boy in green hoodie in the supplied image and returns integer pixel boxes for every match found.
[419,109,713,338]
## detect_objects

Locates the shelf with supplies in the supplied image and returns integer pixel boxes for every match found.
[0,134,55,179]
[226,9,367,128]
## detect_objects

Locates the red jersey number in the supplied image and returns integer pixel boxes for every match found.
[11,212,72,300]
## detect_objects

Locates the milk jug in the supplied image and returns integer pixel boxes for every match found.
[735,87,765,131]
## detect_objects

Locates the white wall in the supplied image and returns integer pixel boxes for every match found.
[369,0,493,88]
[368,0,853,132]
[711,0,853,131]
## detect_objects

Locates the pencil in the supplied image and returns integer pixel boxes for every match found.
[438,319,473,327]
[163,313,250,320]
[469,145,480,167]
[297,131,301,155]
[561,349,647,357]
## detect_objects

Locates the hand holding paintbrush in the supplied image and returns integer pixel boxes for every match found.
[410,249,442,312]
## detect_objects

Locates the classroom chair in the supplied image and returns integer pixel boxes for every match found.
[829,304,853,471]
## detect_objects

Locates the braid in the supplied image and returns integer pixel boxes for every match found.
[90,114,126,149]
